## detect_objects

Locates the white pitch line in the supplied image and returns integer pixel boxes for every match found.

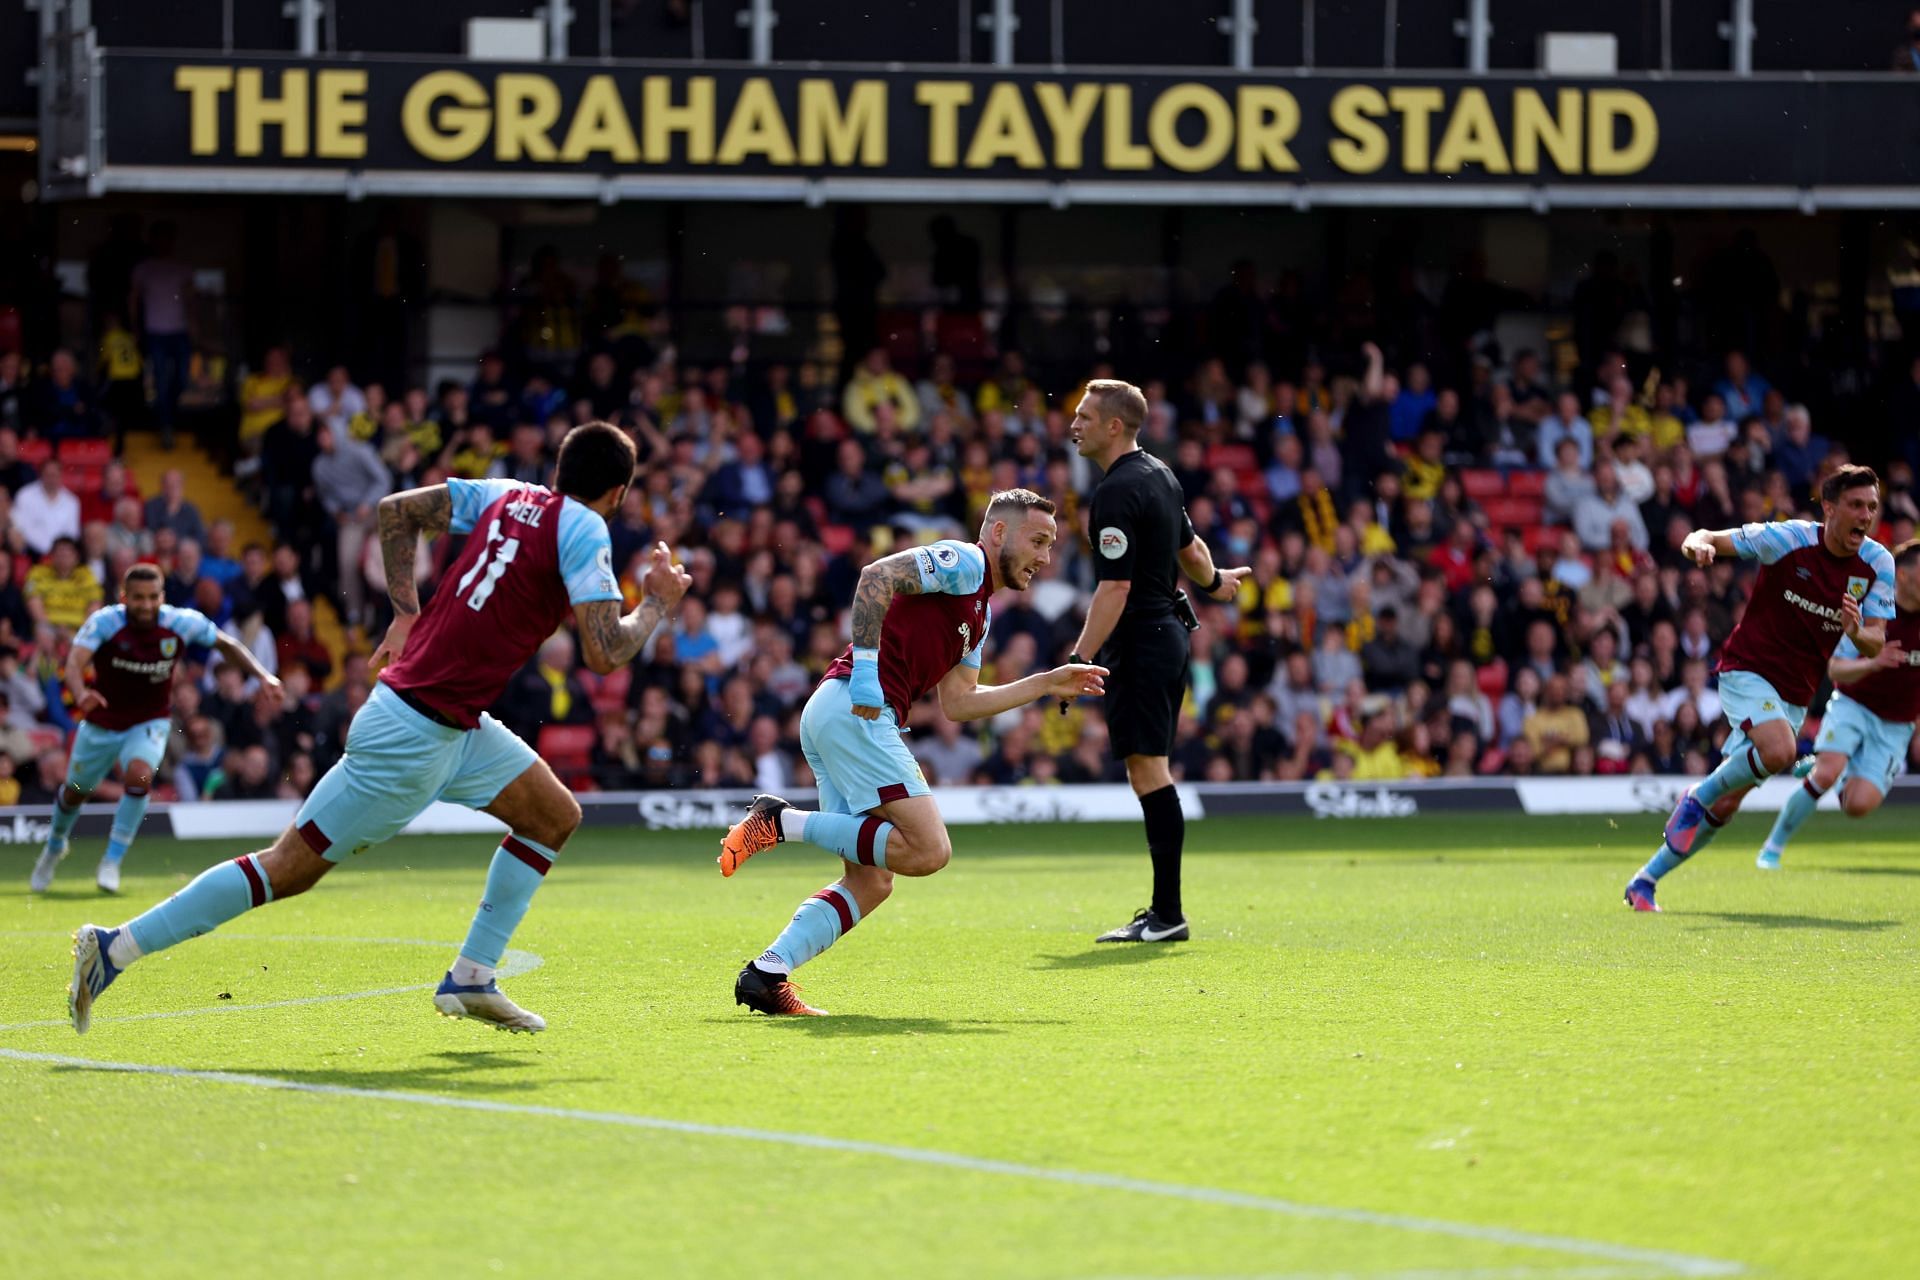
[1084,1268,1666,1280]
[0,1046,1742,1279]
[0,934,541,1033]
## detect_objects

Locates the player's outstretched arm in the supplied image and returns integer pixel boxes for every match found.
[574,542,691,675]
[1679,528,1741,566]
[212,631,285,707]
[936,661,1107,724]
[1177,533,1252,602]
[64,642,104,717]
[1830,640,1907,685]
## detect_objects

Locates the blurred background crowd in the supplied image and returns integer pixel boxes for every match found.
[4,213,1920,807]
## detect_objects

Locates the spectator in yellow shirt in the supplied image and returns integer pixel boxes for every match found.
[239,345,294,449]
[1587,372,1652,442]
[1324,697,1407,780]
[1523,674,1591,774]
[1401,428,1448,501]
[841,347,921,434]
[25,537,101,631]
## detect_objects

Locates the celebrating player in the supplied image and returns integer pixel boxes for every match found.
[30,564,284,895]
[717,488,1107,1016]
[1755,538,1920,869]
[1625,465,1894,911]
[66,422,690,1035]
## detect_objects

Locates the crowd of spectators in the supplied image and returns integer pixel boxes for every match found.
[6,238,1920,805]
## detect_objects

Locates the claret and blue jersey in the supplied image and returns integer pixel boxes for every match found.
[1719,519,1895,708]
[74,603,222,732]
[821,538,995,724]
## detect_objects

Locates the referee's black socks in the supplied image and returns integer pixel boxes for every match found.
[1139,784,1185,923]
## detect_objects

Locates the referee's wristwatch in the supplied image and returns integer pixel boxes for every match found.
[1058,652,1088,715]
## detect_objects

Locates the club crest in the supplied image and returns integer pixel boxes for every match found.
[1847,576,1869,600]
[159,637,178,658]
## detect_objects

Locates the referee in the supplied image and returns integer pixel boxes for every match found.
[1065,379,1250,943]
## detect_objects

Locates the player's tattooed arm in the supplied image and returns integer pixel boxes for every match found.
[211,631,285,703]
[376,485,453,617]
[850,551,927,649]
[574,542,691,674]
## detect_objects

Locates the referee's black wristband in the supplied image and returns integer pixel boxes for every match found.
[1204,569,1224,595]
[1068,652,1087,665]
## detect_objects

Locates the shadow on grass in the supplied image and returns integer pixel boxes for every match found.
[53,1048,578,1094]
[1028,947,1193,970]
[1830,865,1920,879]
[1689,911,1900,932]
[706,1014,1062,1036]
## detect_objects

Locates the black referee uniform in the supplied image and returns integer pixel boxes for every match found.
[1089,450,1194,760]
[1084,448,1195,939]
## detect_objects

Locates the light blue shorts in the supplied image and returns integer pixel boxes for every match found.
[67,718,171,792]
[1815,692,1913,796]
[798,677,930,816]
[294,682,537,862]
[1718,669,1808,762]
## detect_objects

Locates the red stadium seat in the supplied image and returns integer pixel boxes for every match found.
[1460,469,1505,499]
[57,439,114,467]
[1522,524,1560,555]
[1481,496,1544,527]
[586,665,632,714]
[536,724,596,779]
[17,437,51,466]
[820,524,856,557]
[1476,658,1510,701]
[64,464,104,494]
[0,305,19,354]
[1506,470,1547,498]
[1205,443,1258,474]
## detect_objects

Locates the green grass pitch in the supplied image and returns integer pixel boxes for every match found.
[2,811,1915,1279]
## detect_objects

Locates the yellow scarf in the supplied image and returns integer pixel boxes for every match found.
[539,664,571,722]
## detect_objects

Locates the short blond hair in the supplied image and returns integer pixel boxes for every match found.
[1085,379,1147,435]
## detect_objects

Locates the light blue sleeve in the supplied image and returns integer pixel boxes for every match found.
[911,540,987,596]
[961,605,992,670]
[557,500,621,606]
[157,605,222,648]
[446,477,525,536]
[1862,540,1897,620]
[73,605,126,651]
[1833,633,1862,661]
[1729,519,1819,565]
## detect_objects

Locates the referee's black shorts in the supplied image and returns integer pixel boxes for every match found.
[1099,612,1191,760]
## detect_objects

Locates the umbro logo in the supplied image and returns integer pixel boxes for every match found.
[1796,567,1812,580]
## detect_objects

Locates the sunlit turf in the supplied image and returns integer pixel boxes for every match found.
[2,810,1915,1279]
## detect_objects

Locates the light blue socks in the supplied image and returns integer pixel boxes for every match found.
[124,854,273,957]
[103,791,150,864]
[801,811,894,869]
[759,883,863,974]
[1695,745,1770,808]
[1762,778,1824,858]
[458,834,558,969]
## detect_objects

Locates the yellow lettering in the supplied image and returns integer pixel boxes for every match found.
[1328,85,1389,173]
[800,79,886,166]
[1387,87,1445,174]
[643,76,716,163]
[917,81,974,168]
[494,74,560,161]
[174,66,233,156]
[1235,86,1299,172]
[965,82,1046,169]
[1147,83,1233,173]
[560,75,640,163]
[1102,84,1152,170]
[314,69,367,160]
[1588,89,1657,175]
[401,70,490,163]
[1432,87,1509,174]
[234,67,308,158]
[717,78,796,165]
[1033,82,1101,169]
[1512,88,1581,174]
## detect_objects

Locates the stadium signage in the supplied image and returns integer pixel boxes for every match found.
[60,54,1920,203]
[149,64,1657,178]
